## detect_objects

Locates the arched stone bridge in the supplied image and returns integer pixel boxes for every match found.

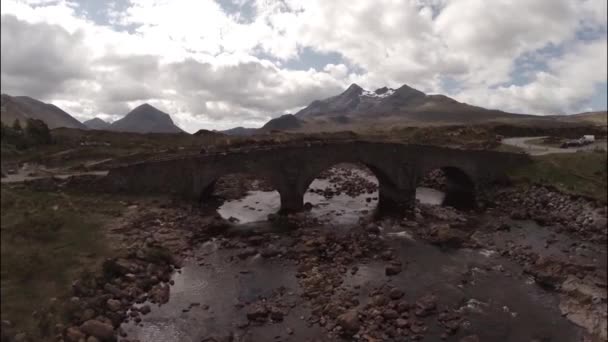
[107,141,530,214]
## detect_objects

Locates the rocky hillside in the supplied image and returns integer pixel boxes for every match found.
[0,94,87,129]
[109,104,184,134]
[84,118,111,130]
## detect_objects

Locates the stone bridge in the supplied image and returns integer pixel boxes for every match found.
[107,141,530,214]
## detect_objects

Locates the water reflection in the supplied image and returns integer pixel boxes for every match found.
[217,173,447,225]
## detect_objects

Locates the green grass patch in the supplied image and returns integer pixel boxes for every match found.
[508,151,608,202]
[0,186,125,337]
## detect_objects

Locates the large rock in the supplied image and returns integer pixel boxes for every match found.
[65,326,86,342]
[80,319,114,341]
[431,224,469,247]
[337,309,360,336]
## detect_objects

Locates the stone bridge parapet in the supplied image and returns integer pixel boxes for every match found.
[107,141,530,214]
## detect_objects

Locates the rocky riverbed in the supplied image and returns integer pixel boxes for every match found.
[3,165,606,342]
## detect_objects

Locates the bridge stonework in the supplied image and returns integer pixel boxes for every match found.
[107,141,530,214]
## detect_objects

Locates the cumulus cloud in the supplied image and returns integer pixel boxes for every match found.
[0,0,606,131]
[0,14,91,98]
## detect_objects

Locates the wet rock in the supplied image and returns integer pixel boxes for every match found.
[431,225,469,247]
[87,336,101,342]
[396,318,409,328]
[385,264,402,276]
[202,333,235,342]
[81,308,96,321]
[261,245,280,258]
[415,295,437,317]
[389,288,404,300]
[106,299,121,312]
[80,319,114,341]
[246,304,268,321]
[382,309,399,320]
[65,326,86,342]
[238,247,258,259]
[269,306,285,321]
[397,300,410,313]
[336,309,360,336]
[460,335,480,342]
[366,224,381,234]
[139,305,151,315]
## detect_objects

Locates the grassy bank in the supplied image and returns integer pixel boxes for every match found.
[0,185,125,337]
[508,151,608,202]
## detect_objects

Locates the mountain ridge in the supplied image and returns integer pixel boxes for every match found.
[0,94,87,129]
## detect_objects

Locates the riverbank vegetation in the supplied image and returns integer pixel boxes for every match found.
[509,150,607,202]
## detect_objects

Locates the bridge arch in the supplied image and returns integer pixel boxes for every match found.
[417,165,476,209]
[302,162,379,220]
[280,155,416,215]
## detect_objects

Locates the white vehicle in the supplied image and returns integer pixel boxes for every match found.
[582,135,595,142]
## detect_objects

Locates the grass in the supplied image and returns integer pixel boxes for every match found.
[0,185,125,337]
[508,150,608,202]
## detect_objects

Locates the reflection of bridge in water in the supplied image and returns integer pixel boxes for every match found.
[107,141,530,214]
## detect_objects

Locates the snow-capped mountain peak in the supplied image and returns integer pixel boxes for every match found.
[361,87,396,99]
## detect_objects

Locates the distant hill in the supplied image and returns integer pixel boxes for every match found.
[109,104,184,134]
[0,94,86,129]
[260,114,302,131]
[220,126,258,136]
[84,117,111,130]
[193,129,225,138]
[561,111,607,125]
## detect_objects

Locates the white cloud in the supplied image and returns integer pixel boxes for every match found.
[0,0,606,132]
[457,39,608,114]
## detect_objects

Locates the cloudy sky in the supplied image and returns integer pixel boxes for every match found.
[1,0,606,132]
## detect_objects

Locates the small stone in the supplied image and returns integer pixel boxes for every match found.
[396,318,409,328]
[238,247,258,259]
[382,309,399,320]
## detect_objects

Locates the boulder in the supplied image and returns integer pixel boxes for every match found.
[80,319,114,341]
[337,309,360,336]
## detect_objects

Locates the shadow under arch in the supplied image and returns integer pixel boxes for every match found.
[199,171,282,222]
[425,166,476,210]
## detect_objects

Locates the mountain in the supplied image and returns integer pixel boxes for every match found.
[220,126,258,136]
[0,94,87,129]
[293,83,533,126]
[260,114,303,131]
[109,104,184,134]
[84,117,111,130]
